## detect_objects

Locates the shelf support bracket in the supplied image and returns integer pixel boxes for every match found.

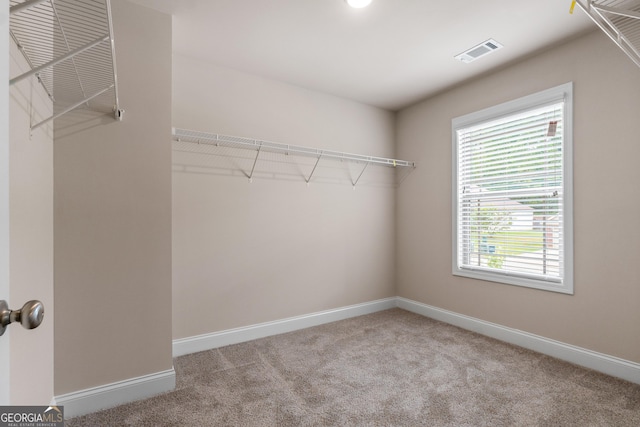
[31,84,114,131]
[105,0,122,121]
[575,0,640,69]
[248,144,262,183]
[10,34,109,86]
[592,4,640,21]
[352,162,370,188]
[10,0,48,15]
[50,0,89,107]
[305,152,323,185]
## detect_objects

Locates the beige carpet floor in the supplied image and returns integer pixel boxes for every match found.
[67,308,640,426]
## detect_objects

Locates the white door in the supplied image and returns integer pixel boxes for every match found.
[1,1,54,405]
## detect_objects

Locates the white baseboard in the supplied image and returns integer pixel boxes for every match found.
[397,297,640,385]
[55,297,640,420]
[172,297,397,357]
[54,368,176,419]
[174,296,640,385]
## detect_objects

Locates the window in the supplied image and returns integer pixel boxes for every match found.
[452,83,573,294]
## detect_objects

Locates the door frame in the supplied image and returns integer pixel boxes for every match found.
[1,0,11,405]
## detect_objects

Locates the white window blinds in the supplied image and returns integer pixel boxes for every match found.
[453,83,573,293]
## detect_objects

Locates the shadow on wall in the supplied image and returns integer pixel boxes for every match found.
[172,141,414,188]
[9,78,54,142]
[51,106,118,140]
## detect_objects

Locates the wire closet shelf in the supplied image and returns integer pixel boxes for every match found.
[172,128,416,186]
[574,0,640,68]
[9,0,122,131]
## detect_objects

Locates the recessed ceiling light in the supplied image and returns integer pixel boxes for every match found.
[345,0,372,8]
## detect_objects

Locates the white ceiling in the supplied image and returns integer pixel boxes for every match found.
[129,0,596,111]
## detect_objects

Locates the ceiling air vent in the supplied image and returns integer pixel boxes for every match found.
[455,39,503,63]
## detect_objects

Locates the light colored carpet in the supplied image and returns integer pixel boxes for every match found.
[67,308,640,426]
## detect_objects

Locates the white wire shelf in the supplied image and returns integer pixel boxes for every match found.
[574,0,640,69]
[9,0,123,130]
[172,127,416,186]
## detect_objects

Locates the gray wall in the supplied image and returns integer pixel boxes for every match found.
[53,1,173,394]
[396,30,640,363]
[172,55,397,339]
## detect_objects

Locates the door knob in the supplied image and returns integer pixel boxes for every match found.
[0,300,44,336]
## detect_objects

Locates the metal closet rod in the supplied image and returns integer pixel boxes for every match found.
[172,128,416,168]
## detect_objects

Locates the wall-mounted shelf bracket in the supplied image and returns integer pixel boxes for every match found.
[306,153,323,185]
[352,162,370,188]
[9,0,123,130]
[172,128,416,188]
[574,0,640,69]
[9,34,110,87]
[9,0,48,15]
[248,144,262,183]
[172,128,416,187]
[31,84,114,131]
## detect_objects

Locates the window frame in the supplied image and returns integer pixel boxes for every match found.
[452,83,574,294]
